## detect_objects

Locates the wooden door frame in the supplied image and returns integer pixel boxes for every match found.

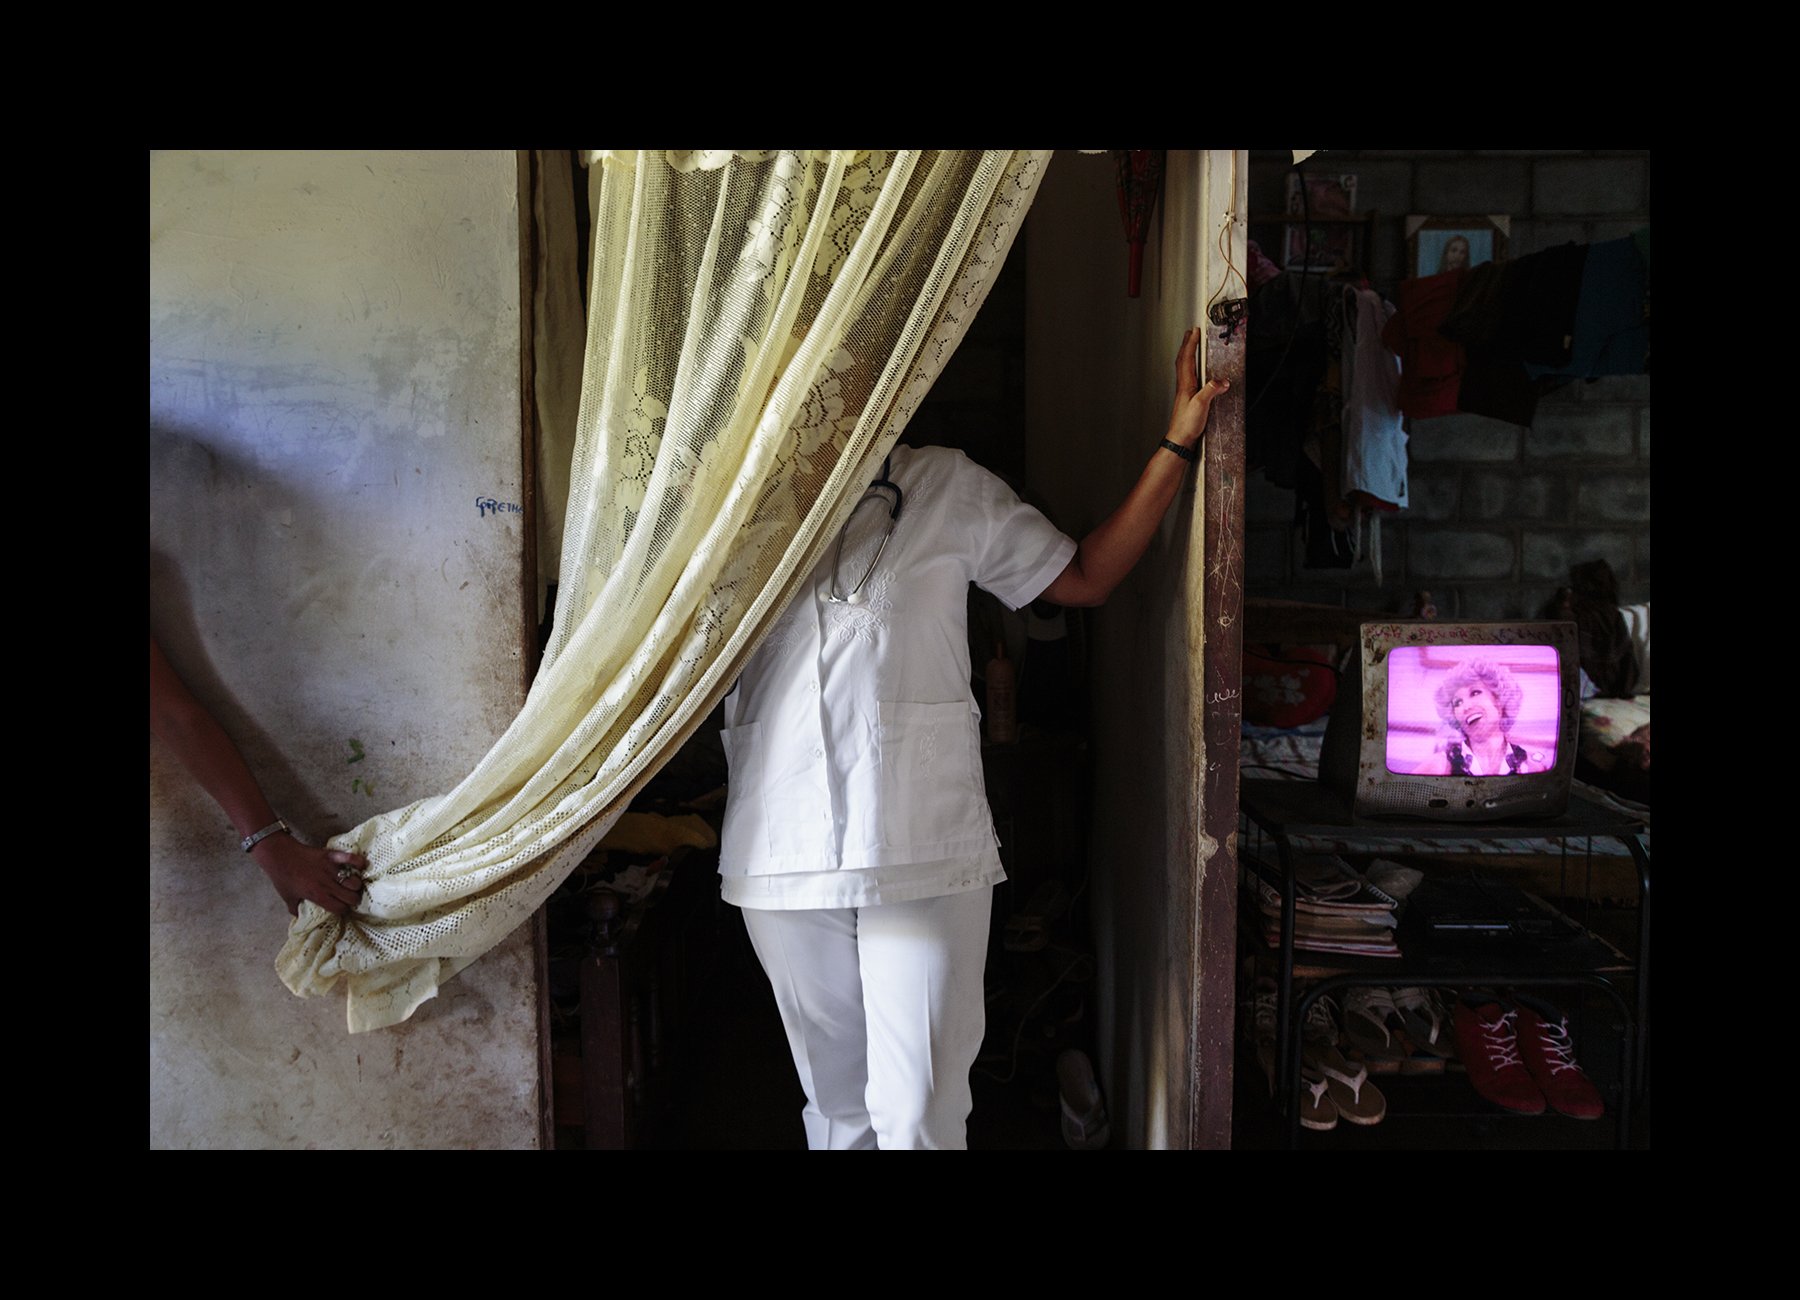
[1188,149,1248,1148]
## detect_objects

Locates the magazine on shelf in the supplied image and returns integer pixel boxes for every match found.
[1261,929,1402,958]
[1247,855,1402,917]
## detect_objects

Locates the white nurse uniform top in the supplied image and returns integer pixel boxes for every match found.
[718,443,1077,911]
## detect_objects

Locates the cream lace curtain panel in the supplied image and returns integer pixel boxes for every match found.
[279,150,1051,1032]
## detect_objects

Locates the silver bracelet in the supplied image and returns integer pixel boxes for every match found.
[240,818,291,853]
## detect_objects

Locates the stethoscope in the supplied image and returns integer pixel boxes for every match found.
[822,455,904,605]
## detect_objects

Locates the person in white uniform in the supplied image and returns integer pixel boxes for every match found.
[719,326,1229,1149]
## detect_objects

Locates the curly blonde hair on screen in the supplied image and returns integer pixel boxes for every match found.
[1433,658,1523,732]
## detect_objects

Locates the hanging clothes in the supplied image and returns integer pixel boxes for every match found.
[1294,287,1359,572]
[1260,274,1408,582]
[1247,270,1331,490]
[1382,269,1467,420]
[1525,233,1651,380]
[1295,451,1357,569]
[1342,286,1407,511]
[1439,242,1588,425]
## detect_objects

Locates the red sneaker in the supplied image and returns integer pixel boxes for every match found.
[1452,999,1545,1115]
[1514,997,1606,1120]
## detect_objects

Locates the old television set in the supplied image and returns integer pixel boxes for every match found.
[1319,621,1580,822]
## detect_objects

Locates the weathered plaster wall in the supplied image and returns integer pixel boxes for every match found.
[150,150,542,1149]
[1025,151,1239,1148]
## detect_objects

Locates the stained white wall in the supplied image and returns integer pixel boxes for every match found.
[150,150,543,1149]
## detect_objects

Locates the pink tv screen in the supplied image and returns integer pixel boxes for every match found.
[1384,644,1562,777]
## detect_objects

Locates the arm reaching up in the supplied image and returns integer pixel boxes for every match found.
[1040,325,1229,608]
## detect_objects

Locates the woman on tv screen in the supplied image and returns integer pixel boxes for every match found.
[1412,657,1552,777]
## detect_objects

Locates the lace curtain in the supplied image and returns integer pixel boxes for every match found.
[278,149,1051,1032]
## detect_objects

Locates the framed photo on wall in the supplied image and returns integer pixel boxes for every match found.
[1284,172,1359,270]
[1407,214,1510,279]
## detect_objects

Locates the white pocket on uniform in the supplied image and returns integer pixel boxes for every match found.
[718,720,769,857]
[875,700,987,849]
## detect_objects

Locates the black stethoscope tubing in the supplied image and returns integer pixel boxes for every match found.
[823,455,903,605]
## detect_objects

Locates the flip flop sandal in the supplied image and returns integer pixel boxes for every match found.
[1304,1040,1388,1126]
[1392,986,1457,1058]
[1341,987,1409,1073]
[1397,1039,1447,1075]
[1299,1060,1340,1131]
[1443,987,1480,1071]
[1247,983,1336,1130]
[1056,1049,1112,1150]
[1431,990,1461,1053]
[1428,987,1465,1070]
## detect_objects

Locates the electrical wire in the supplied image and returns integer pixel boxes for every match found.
[1206,150,1248,322]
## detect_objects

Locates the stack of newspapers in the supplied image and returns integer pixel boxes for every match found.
[1248,853,1406,958]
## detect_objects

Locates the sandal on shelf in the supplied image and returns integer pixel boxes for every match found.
[1435,987,1465,1069]
[1248,982,1337,1131]
[1301,994,1378,1125]
[1341,987,1409,1074]
[1393,986,1458,1074]
[1299,1061,1340,1131]
[1303,1039,1388,1126]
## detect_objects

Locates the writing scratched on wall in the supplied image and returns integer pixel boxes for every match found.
[476,497,523,518]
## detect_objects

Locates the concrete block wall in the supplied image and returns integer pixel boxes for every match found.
[1244,149,1650,619]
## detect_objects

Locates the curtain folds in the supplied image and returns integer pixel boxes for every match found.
[278,149,1051,1032]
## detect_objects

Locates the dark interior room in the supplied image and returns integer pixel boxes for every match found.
[151,149,1649,1150]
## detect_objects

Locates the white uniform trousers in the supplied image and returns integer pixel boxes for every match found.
[739,887,992,1150]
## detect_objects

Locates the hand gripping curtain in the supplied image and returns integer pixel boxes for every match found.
[278,150,1051,1031]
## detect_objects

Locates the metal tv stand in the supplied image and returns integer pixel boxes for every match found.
[1238,777,1650,1148]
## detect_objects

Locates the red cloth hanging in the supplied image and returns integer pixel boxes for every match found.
[1381,269,1468,420]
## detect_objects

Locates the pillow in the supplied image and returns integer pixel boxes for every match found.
[1620,602,1650,693]
[1578,694,1652,771]
[1242,644,1338,729]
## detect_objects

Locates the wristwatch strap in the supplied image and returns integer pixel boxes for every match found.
[241,818,291,853]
